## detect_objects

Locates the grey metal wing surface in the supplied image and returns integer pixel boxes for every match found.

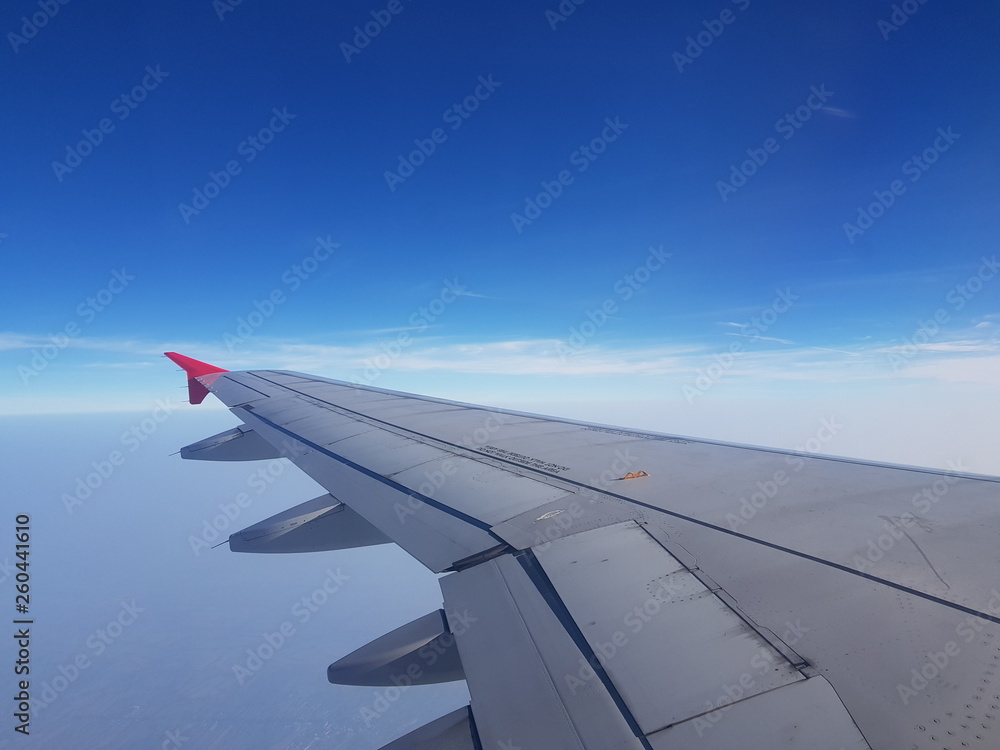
[165,353,1000,750]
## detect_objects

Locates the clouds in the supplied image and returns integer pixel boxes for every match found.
[2,318,996,414]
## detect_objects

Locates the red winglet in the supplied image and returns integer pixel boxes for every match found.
[164,352,228,405]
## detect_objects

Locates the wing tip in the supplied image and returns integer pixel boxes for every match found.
[164,352,228,405]
[164,351,229,376]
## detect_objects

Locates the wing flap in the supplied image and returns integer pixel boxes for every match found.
[647,676,870,749]
[441,554,645,750]
[536,521,804,734]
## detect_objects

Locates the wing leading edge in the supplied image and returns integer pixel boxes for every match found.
[166,353,1000,750]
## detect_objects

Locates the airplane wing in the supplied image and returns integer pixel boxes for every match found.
[165,352,1000,750]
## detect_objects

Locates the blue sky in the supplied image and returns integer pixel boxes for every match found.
[3,0,998,424]
[2,3,999,747]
